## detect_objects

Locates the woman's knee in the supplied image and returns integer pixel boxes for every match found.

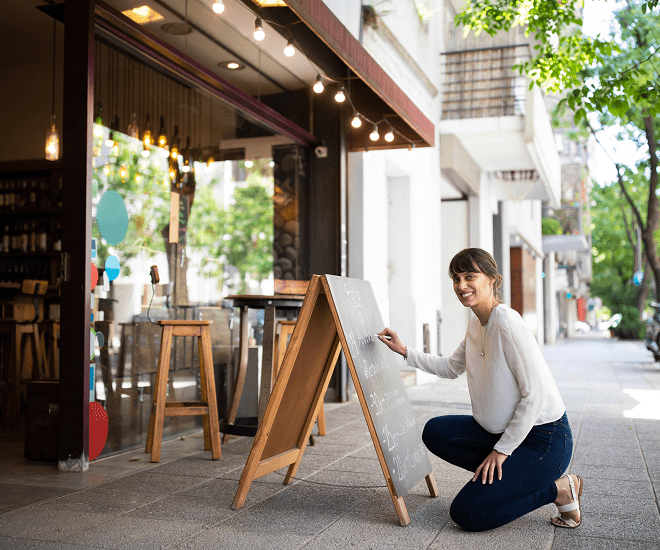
[449,495,485,532]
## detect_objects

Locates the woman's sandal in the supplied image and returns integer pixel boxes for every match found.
[552,474,583,528]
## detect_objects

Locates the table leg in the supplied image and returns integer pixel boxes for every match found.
[257,305,276,422]
[223,305,249,444]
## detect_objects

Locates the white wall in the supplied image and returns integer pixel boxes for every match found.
[440,198,470,362]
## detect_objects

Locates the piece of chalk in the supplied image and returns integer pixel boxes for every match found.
[376,334,392,340]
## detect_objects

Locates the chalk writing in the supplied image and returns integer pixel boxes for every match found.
[362,355,385,380]
[345,332,359,358]
[382,415,417,452]
[369,391,385,416]
[392,443,427,482]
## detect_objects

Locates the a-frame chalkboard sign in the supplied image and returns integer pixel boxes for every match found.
[231,274,438,526]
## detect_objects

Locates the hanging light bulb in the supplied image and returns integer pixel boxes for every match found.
[384,124,394,142]
[135,173,142,183]
[334,86,346,103]
[207,155,215,167]
[182,159,191,173]
[406,143,416,159]
[212,0,225,14]
[369,124,379,141]
[142,114,152,148]
[45,115,60,161]
[313,75,324,94]
[363,145,371,159]
[245,160,254,168]
[254,18,265,41]
[157,116,167,148]
[119,164,128,180]
[127,113,139,138]
[284,37,295,57]
[170,125,180,160]
[351,113,362,128]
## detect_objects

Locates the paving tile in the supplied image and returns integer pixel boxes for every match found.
[428,513,554,550]
[0,507,113,541]
[98,471,208,494]
[146,454,240,478]
[177,476,287,508]
[312,503,446,549]
[59,516,201,549]
[126,494,235,525]
[0,537,94,550]
[553,532,660,549]
[0,482,72,513]
[35,487,166,515]
[569,511,660,543]
[172,525,313,550]
[224,498,345,536]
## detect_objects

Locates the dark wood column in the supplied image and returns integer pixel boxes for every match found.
[58,0,94,470]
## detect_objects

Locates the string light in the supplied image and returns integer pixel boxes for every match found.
[142,114,152,148]
[157,116,167,148]
[351,113,362,128]
[384,124,394,142]
[406,143,416,158]
[254,18,265,41]
[284,37,295,57]
[369,124,379,141]
[212,0,225,14]
[334,86,346,103]
[313,75,324,94]
[245,160,254,168]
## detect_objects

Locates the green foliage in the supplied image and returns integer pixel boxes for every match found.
[92,128,171,276]
[187,160,274,295]
[542,217,563,235]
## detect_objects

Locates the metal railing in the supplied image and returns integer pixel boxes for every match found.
[442,44,531,120]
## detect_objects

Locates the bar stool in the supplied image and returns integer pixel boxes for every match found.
[145,320,221,463]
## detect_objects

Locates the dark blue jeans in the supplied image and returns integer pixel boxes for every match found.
[422,412,573,532]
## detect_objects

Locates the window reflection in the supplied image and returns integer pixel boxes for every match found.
[91,123,276,456]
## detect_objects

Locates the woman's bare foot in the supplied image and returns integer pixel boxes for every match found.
[551,474,582,528]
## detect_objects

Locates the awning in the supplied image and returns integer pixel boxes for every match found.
[284,0,435,150]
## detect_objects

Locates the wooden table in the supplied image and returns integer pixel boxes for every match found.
[222,294,305,440]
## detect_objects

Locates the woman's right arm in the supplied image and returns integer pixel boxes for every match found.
[377,329,466,379]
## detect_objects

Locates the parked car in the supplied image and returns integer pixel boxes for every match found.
[645,304,660,361]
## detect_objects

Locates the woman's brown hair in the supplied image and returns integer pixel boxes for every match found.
[449,248,503,301]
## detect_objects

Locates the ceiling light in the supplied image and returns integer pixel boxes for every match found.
[351,113,362,128]
[161,22,193,35]
[45,116,59,161]
[212,0,225,14]
[219,60,245,70]
[122,5,164,24]
[369,124,379,141]
[313,75,324,94]
[284,38,295,57]
[334,86,346,103]
[254,18,265,41]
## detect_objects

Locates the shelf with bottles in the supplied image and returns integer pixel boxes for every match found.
[0,160,63,288]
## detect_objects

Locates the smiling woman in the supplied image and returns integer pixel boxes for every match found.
[378,248,582,532]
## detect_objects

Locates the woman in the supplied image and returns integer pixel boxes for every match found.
[378,248,583,532]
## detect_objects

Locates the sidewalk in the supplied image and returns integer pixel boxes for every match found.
[1,337,659,549]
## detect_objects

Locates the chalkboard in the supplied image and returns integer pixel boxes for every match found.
[232,275,437,526]
[324,275,433,495]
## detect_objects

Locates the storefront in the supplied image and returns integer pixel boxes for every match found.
[0,0,434,468]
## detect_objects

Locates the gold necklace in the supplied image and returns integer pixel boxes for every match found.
[480,325,486,357]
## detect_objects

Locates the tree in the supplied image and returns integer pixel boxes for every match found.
[457,0,660,310]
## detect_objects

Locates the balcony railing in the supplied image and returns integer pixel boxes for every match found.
[442,45,531,120]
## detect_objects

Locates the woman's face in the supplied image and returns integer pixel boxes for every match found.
[452,268,495,309]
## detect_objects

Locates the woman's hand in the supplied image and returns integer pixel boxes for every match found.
[473,450,508,484]
[377,328,407,357]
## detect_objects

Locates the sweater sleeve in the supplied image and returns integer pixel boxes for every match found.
[493,320,546,455]
[406,338,467,379]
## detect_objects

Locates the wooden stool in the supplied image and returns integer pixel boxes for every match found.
[145,320,221,463]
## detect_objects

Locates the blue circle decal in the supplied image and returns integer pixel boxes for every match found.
[97,190,129,245]
[105,255,120,281]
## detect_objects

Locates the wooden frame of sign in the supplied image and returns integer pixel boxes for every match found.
[231,274,438,526]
